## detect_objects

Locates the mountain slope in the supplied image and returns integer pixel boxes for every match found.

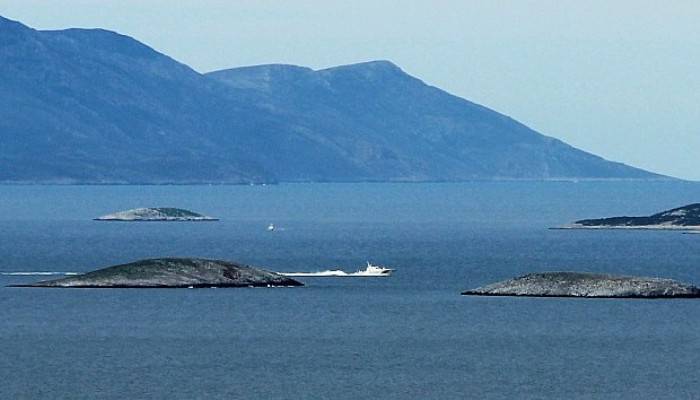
[0,16,282,183]
[0,15,665,183]
[208,61,662,181]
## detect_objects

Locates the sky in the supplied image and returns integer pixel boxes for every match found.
[2,0,698,180]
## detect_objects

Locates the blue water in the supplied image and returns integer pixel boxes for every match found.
[1,182,699,399]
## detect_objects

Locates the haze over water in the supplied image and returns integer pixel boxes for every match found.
[2,182,700,399]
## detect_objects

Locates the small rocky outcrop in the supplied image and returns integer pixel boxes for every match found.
[94,208,218,221]
[462,272,700,298]
[556,203,700,230]
[9,258,303,288]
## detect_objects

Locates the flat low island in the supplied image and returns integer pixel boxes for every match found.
[9,258,303,288]
[462,272,700,298]
[94,208,218,221]
[555,203,700,231]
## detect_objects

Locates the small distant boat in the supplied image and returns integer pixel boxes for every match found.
[281,262,394,278]
[267,223,275,232]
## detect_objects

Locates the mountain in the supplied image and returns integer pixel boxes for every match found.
[208,62,663,181]
[0,16,283,183]
[0,15,666,183]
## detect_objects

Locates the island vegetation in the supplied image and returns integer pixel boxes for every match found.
[462,271,700,298]
[8,258,303,288]
[94,208,218,221]
[556,203,700,230]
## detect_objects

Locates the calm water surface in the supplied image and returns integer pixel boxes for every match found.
[1,182,699,399]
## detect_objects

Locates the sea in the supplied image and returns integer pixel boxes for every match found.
[1,181,699,399]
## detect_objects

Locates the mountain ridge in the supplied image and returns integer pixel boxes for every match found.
[0,15,669,183]
[208,62,664,181]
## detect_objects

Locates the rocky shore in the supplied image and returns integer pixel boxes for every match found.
[462,272,700,298]
[555,203,700,230]
[9,258,303,288]
[94,208,218,221]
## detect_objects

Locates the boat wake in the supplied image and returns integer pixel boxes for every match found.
[280,262,393,278]
[280,270,352,277]
[1,272,80,276]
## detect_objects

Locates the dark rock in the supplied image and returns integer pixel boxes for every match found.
[9,258,303,288]
[462,271,700,298]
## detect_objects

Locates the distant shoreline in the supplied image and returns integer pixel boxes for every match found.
[551,225,700,231]
[0,177,686,186]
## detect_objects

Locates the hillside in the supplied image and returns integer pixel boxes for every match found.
[209,62,662,181]
[0,16,665,183]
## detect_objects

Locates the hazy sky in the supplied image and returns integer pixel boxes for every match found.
[2,1,698,179]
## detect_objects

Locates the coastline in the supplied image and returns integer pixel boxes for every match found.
[551,224,700,231]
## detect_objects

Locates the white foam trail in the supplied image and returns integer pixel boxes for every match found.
[281,262,393,278]
[0,272,80,276]
[281,269,349,277]
[281,269,392,278]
